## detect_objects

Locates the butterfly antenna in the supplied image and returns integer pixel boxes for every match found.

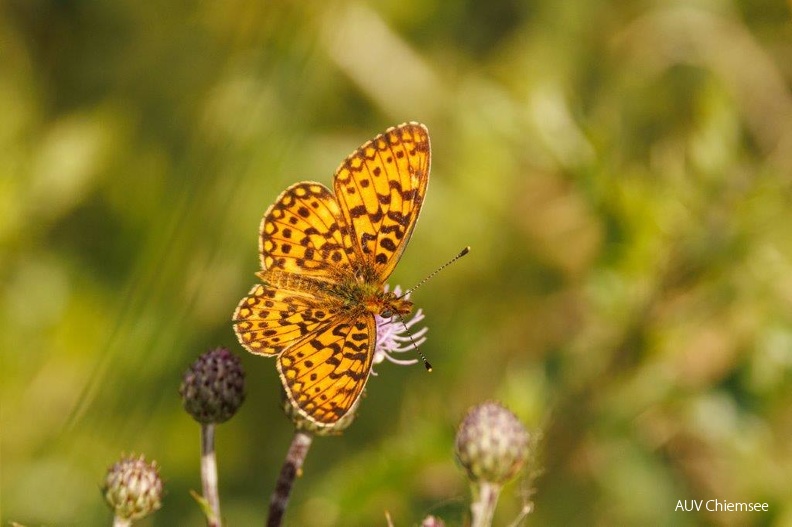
[396,313,433,372]
[402,246,470,297]
[396,246,471,372]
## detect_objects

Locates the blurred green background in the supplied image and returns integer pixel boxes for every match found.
[3,0,792,525]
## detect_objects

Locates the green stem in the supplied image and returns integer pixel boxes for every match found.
[470,481,502,527]
[201,423,222,527]
[112,516,131,527]
[267,430,313,527]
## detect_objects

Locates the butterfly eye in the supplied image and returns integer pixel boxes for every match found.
[381,309,393,318]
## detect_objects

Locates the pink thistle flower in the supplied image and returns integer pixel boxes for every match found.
[372,285,428,375]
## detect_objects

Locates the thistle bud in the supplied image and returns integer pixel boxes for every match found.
[454,401,530,485]
[180,347,246,424]
[102,454,163,521]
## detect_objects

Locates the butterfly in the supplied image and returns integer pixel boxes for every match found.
[233,122,430,427]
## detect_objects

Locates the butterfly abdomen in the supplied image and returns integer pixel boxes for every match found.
[258,269,334,296]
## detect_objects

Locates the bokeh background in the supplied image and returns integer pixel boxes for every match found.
[4,1,792,525]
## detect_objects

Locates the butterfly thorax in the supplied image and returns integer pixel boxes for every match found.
[331,274,413,317]
[258,268,412,317]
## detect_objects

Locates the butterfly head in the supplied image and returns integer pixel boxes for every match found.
[367,288,413,319]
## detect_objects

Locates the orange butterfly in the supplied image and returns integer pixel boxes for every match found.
[233,123,430,427]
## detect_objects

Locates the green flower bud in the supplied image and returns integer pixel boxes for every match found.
[455,401,530,485]
[102,454,163,521]
[180,347,246,424]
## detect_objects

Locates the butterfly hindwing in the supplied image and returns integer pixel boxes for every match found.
[277,313,375,425]
[233,283,339,355]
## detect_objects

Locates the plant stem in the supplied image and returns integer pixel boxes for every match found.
[470,481,502,527]
[201,423,222,527]
[267,430,313,527]
[112,516,131,527]
[506,500,534,527]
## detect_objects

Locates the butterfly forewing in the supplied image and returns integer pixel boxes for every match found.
[334,123,430,281]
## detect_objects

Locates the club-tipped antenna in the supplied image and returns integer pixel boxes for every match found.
[402,246,470,298]
[396,246,470,372]
[396,313,433,372]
